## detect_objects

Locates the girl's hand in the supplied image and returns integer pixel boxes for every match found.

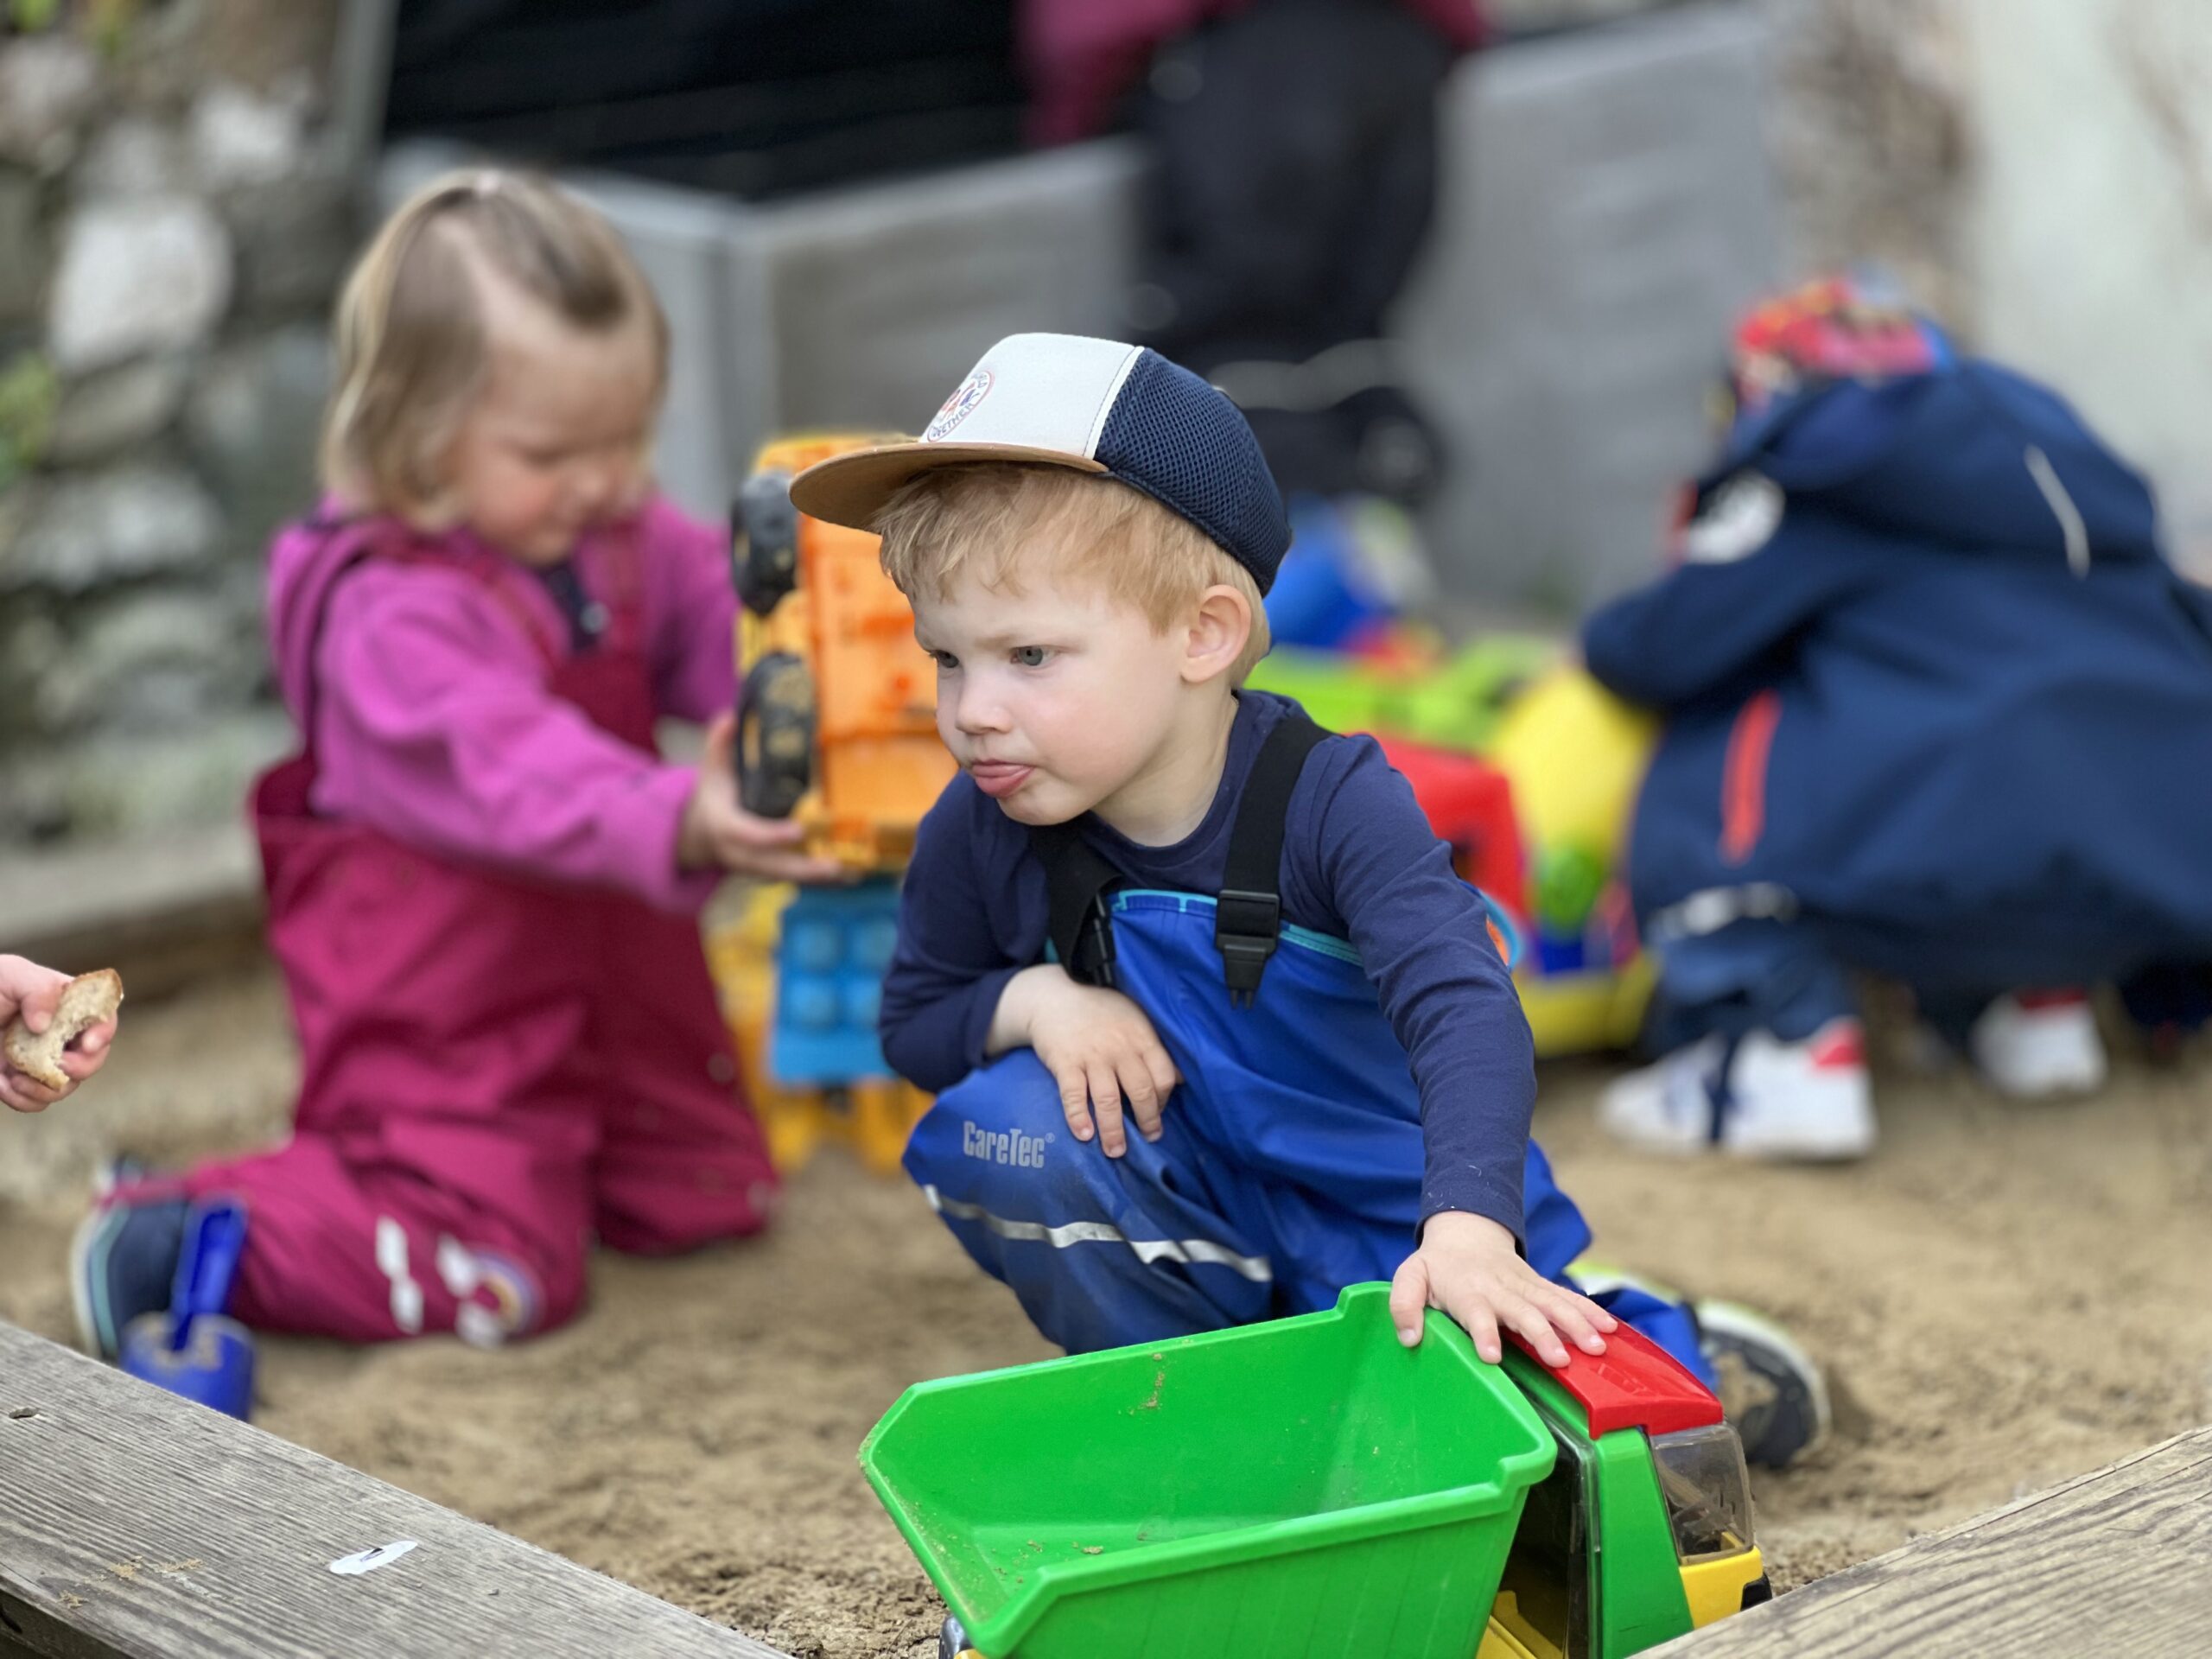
[0,957,118,1114]
[1389,1211,1618,1366]
[991,964,1180,1157]
[678,715,849,884]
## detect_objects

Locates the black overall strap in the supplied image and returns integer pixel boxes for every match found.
[1025,709,1333,1002]
[1029,820,1125,990]
[1216,711,1331,1007]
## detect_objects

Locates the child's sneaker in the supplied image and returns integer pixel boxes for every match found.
[1595,1033,1725,1152]
[1694,1299,1831,1470]
[70,1168,190,1362]
[1599,1019,1875,1160]
[1967,990,2107,1097]
[1567,1260,1831,1470]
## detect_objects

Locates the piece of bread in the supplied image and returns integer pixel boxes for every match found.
[3,969,123,1090]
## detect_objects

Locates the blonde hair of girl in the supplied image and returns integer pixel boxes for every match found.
[319,168,670,523]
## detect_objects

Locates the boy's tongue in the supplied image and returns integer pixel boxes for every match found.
[970,761,1034,799]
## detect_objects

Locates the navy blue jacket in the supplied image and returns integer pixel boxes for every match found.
[1584,359,2212,993]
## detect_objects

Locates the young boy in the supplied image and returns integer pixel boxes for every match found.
[791,334,1824,1464]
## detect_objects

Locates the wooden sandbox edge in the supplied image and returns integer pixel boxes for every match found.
[1653,1421,2212,1656]
[0,1320,791,1659]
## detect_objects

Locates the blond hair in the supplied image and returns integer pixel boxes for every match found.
[874,465,1273,683]
[319,168,669,516]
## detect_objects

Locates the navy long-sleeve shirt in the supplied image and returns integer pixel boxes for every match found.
[878,690,1535,1241]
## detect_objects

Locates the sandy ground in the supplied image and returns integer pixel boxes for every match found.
[3,963,2209,1657]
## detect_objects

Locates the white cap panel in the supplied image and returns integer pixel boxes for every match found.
[920,334,1144,458]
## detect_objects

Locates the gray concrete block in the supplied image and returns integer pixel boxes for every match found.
[1396,1,1783,611]
[733,141,1141,447]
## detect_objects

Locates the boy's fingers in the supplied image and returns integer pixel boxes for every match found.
[1466,1307,1503,1365]
[1087,1065,1127,1155]
[1388,1255,1431,1347]
[1057,1078,1096,1142]
[1142,1043,1179,1105]
[1553,1287,1616,1346]
[1538,1291,1607,1356]
[1122,1070,1162,1141]
[1503,1300,1572,1370]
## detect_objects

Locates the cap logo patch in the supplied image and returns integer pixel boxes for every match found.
[925,367,994,442]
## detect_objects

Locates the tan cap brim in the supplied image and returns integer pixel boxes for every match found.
[786,441,1109,532]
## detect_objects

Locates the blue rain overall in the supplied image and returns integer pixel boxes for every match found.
[902,714,1712,1383]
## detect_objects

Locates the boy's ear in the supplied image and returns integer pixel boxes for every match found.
[1182,583,1253,686]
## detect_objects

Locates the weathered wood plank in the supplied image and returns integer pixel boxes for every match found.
[0,1322,789,1659]
[1659,1426,2212,1657]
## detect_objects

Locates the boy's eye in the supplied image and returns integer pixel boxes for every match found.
[1010,646,1053,668]
[925,648,958,671]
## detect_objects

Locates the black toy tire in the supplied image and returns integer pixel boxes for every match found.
[733,470,801,617]
[735,652,816,818]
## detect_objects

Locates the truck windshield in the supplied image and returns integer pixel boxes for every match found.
[1492,1426,1592,1659]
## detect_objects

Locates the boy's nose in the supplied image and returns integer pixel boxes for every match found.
[953,680,1011,734]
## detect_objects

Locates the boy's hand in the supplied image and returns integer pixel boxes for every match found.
[679,715,849,884]
[0,957,116,1114]
[1390,1210,1618,1368]
[993,964,1179,1157]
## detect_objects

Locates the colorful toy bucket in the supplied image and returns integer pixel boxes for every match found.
[861,1283,1554,1659]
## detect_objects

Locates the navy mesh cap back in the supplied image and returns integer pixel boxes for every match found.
[1096,350,1291,594]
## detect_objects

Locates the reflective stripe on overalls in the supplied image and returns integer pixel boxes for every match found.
[902,712,1712,1381]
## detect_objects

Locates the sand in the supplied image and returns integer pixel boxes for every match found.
[3,963,2209,1657]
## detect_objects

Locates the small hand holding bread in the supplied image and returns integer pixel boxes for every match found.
[2,966,122,1107]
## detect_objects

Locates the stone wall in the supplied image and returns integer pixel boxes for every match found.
[0,0,353,847]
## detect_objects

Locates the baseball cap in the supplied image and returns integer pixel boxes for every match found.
[785,333,1293,594]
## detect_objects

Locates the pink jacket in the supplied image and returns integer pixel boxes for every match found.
[266,497,735,915]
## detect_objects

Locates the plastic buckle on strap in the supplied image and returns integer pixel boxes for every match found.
[1214,889,1282,1008]
[1075,896,1119,991]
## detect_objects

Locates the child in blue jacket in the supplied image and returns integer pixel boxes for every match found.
[1588,278,2212,1159]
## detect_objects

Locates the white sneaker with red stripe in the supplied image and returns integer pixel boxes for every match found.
[1600,1017,1876,1160]
[1968,991,2107,1098]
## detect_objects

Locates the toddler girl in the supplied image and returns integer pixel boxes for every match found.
[73,170,841,1354]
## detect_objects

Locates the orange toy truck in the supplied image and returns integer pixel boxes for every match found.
[731,434,956,871]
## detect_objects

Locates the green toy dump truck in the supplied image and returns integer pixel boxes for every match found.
[863,1283,1769,1659]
